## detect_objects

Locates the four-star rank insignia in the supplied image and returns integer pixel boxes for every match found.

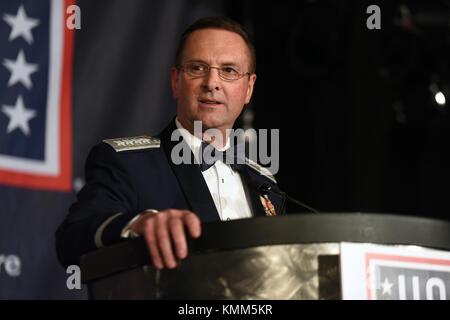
[103,136,160,152]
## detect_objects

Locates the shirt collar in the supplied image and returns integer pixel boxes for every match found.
[175,119,239,175]
[175,118,230,153]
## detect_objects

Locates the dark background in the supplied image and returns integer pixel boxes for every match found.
[1,0,449,299]
[229,0,450,220]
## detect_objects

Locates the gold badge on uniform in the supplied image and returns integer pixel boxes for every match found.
[260,194,276,216]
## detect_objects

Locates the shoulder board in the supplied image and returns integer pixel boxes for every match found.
[103,135,160,152]
[245,158,277,184]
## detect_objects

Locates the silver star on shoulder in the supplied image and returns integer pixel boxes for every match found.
[1,96,37,135]
[3,50,39,89]
[3,4,40,44]
[381,277,393,296]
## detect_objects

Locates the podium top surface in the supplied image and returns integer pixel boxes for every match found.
[191,213,450,252]
[81,213,450,283]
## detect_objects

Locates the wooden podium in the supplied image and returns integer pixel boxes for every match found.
[80,214,450,300]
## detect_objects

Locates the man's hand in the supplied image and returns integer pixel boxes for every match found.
[130,209,201,269]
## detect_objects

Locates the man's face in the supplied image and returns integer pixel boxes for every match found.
[171,28,256,133]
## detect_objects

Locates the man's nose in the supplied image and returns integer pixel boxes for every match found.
[202,68,221,91]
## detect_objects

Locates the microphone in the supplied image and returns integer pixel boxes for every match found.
[231,163,319,214]
[258,184,320,214]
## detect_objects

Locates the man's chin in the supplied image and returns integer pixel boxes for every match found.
[194,114,227,129]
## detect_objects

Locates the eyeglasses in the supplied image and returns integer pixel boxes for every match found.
[179,62,250,81]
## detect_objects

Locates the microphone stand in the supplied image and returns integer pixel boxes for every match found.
[258,185,320,214]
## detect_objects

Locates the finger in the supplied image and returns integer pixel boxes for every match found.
[168,216,188,259]
[142,218,164,270]
[183,211,202,238]
[154,214,178,269]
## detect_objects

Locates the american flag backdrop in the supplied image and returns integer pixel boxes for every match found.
[0,0,73,191]
[0,0,224,299]
[0,0,78,299]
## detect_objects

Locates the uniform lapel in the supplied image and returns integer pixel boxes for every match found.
[239,164,285,217]
[238,165,268,218]
[159,120,220,222]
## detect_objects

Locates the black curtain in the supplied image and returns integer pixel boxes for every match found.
[250,0,450,220]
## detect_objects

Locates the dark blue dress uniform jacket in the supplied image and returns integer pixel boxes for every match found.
[55,120,283,267]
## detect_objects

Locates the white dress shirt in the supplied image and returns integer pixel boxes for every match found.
[175,119,253,221]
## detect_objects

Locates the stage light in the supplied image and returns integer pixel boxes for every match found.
[434,91,446,106]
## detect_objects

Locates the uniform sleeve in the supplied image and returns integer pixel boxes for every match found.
[55,143,140,267]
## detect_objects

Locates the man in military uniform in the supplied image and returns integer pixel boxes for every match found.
[56,17,283,270]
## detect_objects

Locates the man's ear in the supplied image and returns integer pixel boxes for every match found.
[245,73,257,104]
[170,67,179,100]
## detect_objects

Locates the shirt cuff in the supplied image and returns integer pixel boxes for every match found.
[120,209,159,239]
[94,212,124,248]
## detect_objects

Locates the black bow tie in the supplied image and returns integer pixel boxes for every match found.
[199,141,245,172]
